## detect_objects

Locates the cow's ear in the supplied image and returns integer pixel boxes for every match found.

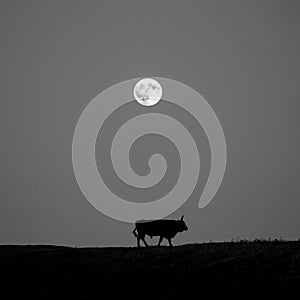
[181,215,184,221]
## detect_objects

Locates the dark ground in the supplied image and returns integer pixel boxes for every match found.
[1,241,299,299]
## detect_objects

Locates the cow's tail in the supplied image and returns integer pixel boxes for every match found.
[132,226,138,238]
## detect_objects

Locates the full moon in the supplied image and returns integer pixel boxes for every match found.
[133,78,162,106]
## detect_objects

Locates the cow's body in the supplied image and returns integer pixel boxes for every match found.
[133,216,188,247]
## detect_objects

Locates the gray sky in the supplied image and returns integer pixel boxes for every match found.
[0,0,299,246]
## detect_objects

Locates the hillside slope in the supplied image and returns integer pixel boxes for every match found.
[1,242,299,299]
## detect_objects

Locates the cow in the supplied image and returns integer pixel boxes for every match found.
[132,216,188,247]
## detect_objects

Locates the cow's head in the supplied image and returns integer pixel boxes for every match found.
[178,215,188,232]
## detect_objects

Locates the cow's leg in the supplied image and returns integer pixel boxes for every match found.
[167,238,173,247]
[158,236,163,246]
[137,236,141,248]
[140,234,148,247]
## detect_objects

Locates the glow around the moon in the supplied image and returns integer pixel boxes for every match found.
[133,78,162,106]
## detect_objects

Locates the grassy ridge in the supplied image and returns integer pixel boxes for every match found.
[1,241,299,299]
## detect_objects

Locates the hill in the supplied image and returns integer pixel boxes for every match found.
[1,241,299,299]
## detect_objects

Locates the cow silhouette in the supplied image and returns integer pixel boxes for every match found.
[132,216,188,247]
